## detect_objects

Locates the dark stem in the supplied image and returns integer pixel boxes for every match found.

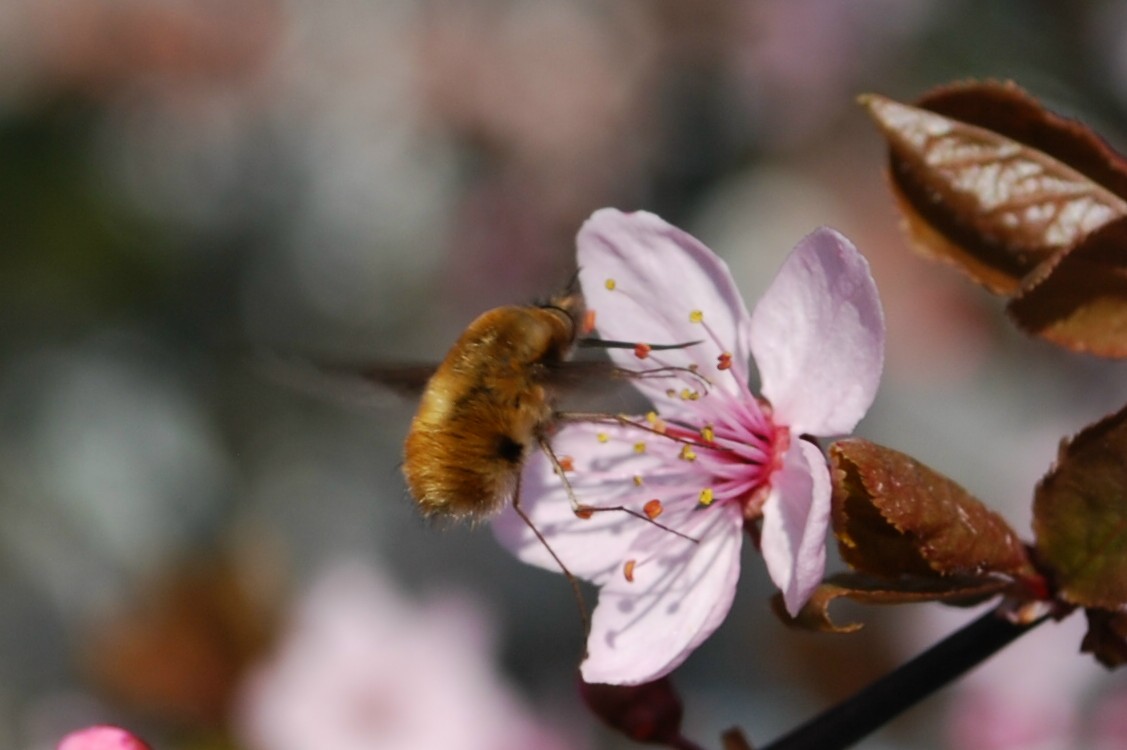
[759,607,1049,750]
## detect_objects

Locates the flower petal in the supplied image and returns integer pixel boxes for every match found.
[577,209,754,406]
[580,502,744,685]
[493,422,686,581]
[760,439,831,616]
[749,227,884,436]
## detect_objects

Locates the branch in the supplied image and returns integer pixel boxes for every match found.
[758,607,1048,750]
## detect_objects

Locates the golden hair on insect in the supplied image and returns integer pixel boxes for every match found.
[402,287,587,522]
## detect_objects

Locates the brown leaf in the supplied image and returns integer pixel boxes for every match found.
[774,572,1011,633]
[1033,404,1127,609]
[721,728,755,750]
[862,82,1127,294]
[1008,217,1127,357]
[832,439,1034,581]
[1082,607,1127,669]
[83,546,284,729]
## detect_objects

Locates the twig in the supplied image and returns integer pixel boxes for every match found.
[758,607,1048,750]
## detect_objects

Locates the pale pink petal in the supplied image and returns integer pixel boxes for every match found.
[760,439,831,616]
[577,209,754,405]
[749,227,884,436]
[493,422,686,581]
[58,726,151,750]
[580,502,744,685]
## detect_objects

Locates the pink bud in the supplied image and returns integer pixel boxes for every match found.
[580,675,686,745]
[58,726,152,750]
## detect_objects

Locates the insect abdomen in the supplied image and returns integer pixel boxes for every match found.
[403,419,523,520]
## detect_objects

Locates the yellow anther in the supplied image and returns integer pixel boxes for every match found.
[701,425,715,442]
[596,432,609,444]
[605,278,617,291]
[632,474,644,487]
[689,310,704,323]
[679,445,697,462]
[698,488,715,506]
[633,442,647,454]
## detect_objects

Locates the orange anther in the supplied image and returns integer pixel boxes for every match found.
[582,310,597,335]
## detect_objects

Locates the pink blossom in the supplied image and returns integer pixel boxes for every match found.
[57,726,152,750]
[235,561,578,750]
[495,208,884,685]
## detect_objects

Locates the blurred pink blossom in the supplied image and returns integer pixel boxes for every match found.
[496,208,884,685]
[235,561,579,750]
[57,726,151,750]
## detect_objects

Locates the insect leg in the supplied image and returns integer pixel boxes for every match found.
[613,364,713,392]
[578,338,702,351]
[510,469,591,639]
[539,434,699,544]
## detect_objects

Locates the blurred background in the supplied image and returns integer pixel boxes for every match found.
[4,1,1127,748]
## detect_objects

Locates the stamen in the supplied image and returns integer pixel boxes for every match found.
[689,310,704,324]
[698,488,715,506]
[701,425,715,442]
[679,445,697,462]
[645,411,667,433]
[633,442,647,454]
[623,559,637,582]
[558,455,575,472]
[717,352,733,370]
[679,388,700,401]
[574,505,595,520]
[632,474,644,487]
[605,278,617,291]
[583,310,597,335]
[634,343,652,359]
[644,499,663,519]
[596,432,609,444]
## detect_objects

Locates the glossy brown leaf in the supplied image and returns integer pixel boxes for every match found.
[1082,607,1127,669]
[832,439,1034,581]
[1033,404,1127,609]
[1008,217,1127,357]
[774,572,1011,633]
[862,82,1127,295]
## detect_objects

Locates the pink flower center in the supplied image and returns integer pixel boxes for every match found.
[658,390,789,519]
[574,299,791,541]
